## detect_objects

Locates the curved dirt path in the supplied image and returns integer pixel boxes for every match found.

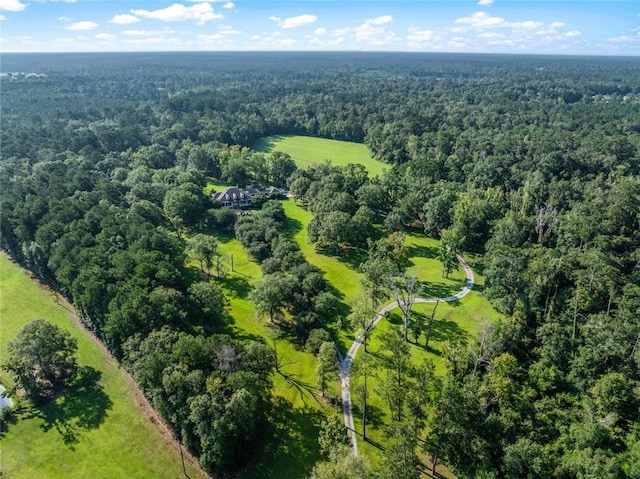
[338,254,475,455]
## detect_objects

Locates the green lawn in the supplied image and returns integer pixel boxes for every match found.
[253,135,389,177]
[202,179,502,477]
[190,224,334,479]
[351,277,502,474]
[0,253,206,479]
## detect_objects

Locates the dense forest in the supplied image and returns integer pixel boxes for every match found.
[1,52,640,478]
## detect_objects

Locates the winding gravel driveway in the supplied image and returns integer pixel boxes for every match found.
[337,254,475,455]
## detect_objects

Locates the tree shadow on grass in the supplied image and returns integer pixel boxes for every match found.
[322,246,368,271]
[0,405,19,439]
[351,403,386,431]
[430,319,469,346]
[408,244,439,261]
[253,135,287,154]
[218,274,252,299]
[386,311,403,327]
[283,214,304,239]
[245,396,323,479]
[26,366,112,448]
[281,374,325,409]
[422,281,462,300]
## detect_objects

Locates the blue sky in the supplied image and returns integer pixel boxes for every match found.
[1,1,638,55]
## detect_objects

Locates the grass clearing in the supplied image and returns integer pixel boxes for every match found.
[192,215,333,478]
[253,135,389,178]
[350,281,502,474]
[0,253,206,479]
[202,177,502,476]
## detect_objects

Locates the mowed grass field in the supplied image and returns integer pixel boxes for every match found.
[253,135,389,177]
[0,253,207,479]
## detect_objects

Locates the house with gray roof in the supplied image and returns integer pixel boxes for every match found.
[212,185,286,209]
[212,187,251,209]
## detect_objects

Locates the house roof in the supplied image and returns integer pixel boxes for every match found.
[212,187,250,202]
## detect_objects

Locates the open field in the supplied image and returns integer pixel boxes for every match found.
[0,253,206,479]
[253,135,389,177]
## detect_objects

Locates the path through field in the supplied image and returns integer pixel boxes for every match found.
[337,254,475,454]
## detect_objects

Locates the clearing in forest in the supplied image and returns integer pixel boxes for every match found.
[253,135,389,177]
[0,254,206,479]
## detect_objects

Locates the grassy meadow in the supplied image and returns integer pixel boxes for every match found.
[0,253,207,479]
[252,135,389,177]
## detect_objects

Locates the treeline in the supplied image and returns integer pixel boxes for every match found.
[3,53,639,164]
[0,149,274,475]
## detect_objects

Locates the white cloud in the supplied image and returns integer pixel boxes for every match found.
[121,37,166,45]
[131,3,223,25]
[332,27,350,37]
[197,32,236,48]
[110,14,140,25]
[95,33,116,41]
[406,26,440,48]
[478,0,494,4]
[454,12,505,31]
[307,32,344,48]
[58,16,70,22]
[455,11,547,35]
[510,20,543,30]
[314,27,326,36]
[478,32,505,39]
[219,24,240,35]
[606,27,640,44]
[121,36,184,47]
[122,28,178,36]
[448,11,587,52]
[54,37,76,44]
[198,34,224,41]
[368,15,392,26]
[0,14,5,20]
[355,15,396,46]
[249,31,297,49]
[0,0,28,12]
[222,2,234,9]
[271,14,317,29]
[66,21,98,31]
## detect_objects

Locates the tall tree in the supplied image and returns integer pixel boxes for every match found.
[348,293,378,353]
[378,327,410,421]
[249,273,292,323]
[379,419,420,479]
[389,274,422,342]
[5,319,78,403]
[318,413,350,461]
[187,233,219,277]
[316,341,337,398]
[439,228,463,278]
[351,351,374,441]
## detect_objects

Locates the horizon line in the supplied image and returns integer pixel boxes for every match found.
[2,50,639,58]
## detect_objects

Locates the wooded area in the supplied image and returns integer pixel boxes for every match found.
[1,52,639,478]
